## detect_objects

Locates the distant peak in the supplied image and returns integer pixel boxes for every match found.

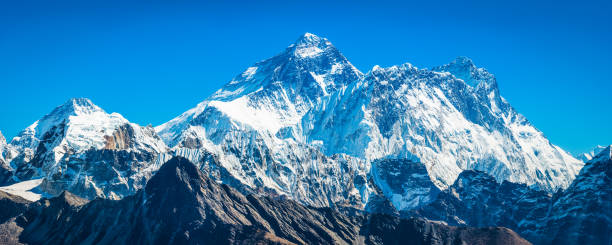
[56,191,89,207]
[64,97,95,107]
[295,32,324,45]
[450,56,476,66]
[289,33,335,58]
[433,56,495,88]
[145,156,205,195]
[53,98,104,116]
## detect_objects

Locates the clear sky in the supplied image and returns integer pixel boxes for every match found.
[0,0,610,155]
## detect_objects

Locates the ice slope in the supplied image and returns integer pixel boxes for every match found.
[6,98,168,199]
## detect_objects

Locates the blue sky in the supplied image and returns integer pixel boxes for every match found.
[0,0,610,154]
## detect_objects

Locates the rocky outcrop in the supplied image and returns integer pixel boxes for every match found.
[103,124,134,150]
[0,191,30,223]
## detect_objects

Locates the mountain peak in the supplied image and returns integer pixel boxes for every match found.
[50,98,104,118]
[294,32,325,45]
[145,156,204,196]
[433,56,495,88]
[451,56,476,66]
[289,32,335,58]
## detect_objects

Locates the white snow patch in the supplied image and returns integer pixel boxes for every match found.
[0,178,44,201]
[310,72,328,95]
[295,46,323,58]
[242,67,258,80]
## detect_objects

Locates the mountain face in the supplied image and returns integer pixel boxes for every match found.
[4,98,168,199]
[0,157,530,245]
[155,33,582,213]
[536,145,612,245]
[0,131,13,184]
[412,146,612,244]
[370,159,440,211]
[156,33,372,209]
[304,59,582,191]
[413,170,552,242]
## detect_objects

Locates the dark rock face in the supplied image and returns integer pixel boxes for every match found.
[360,215,529,245]
[0,157,530,245]
[17,191,88,244]
[0,164,13,186]
[103,124,135,150]
[0,191,30,223]
[371,159,440,210]
[413,170,551,242]
[536,146,612,245]
[414,146,612,245]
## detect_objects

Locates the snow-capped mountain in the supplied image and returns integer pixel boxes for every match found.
[304,57,582,191]
[576,145,607,162]
[156,33,372,208]
[157,33,362,145]
[5,98,168,199]
[156,33,582,212]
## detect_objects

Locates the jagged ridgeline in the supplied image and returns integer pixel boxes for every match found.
[0,157,530,245]
[0,33,608,244]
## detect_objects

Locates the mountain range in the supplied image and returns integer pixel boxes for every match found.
[0,33,608,244]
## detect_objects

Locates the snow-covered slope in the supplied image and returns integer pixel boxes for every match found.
[157,33,362,145]
[5,98,168,199]
[305,59,583,192]
[156,33,582,211]
[0,178,44,202]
